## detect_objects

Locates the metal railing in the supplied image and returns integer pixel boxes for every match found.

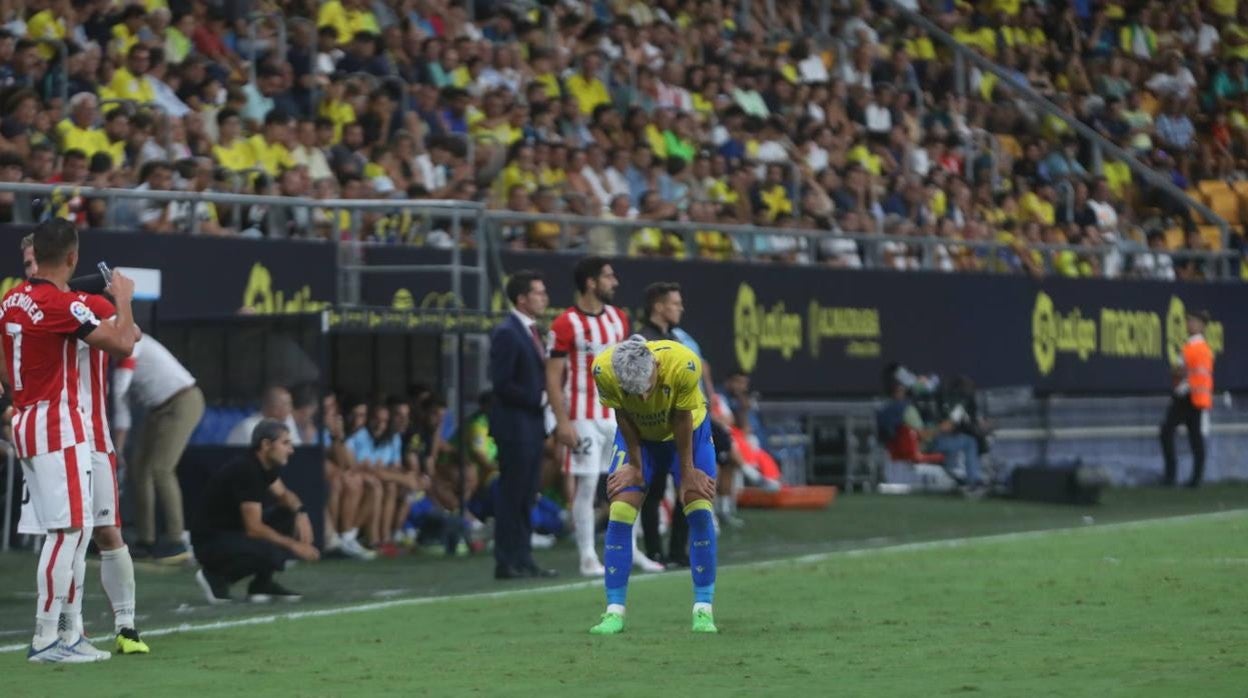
[886,0,1234,273]
[0,182,1236,278]
[477,207,1236,277]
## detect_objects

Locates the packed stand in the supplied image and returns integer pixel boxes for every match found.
[0,0,1239,278]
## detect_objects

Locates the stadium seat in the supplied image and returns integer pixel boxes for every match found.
[1205,190,1240,223]
[190,406,256,445]
[1199,226,1225,250]
[884,425,945,465]
[1198,180,1232,199]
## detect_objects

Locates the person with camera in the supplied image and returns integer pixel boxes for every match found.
[878,365,986,495]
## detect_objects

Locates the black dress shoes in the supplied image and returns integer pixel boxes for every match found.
[521,562,559,578]
[495,564,528,580]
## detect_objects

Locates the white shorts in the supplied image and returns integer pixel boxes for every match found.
[17,443,93,534]
[90,451,120,529]
[563,419,616,477]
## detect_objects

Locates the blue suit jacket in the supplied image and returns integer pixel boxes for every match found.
[488,313,546,442]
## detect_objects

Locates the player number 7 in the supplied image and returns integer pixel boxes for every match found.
[5,323,22,391]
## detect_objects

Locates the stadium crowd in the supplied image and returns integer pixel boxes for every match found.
[0,0,1242,277]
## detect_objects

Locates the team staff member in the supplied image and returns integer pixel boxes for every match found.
[1160,309,1215,488]
[113,334,204,562]
[635,282,689,567]
[588,336,719,635]
[489,270,557,580]
[192,420,319,604]
[18,236,149,655]
[3,219,138,663]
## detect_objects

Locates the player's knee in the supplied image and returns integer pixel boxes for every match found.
[93,526,124,550]
[682,498,714,517]
[608,499,639,525]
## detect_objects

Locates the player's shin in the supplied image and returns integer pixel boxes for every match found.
[684,500,717,609]
[35,529,81,649]
[603,500,638,612]
[99,544,137,631]
[573,475,598,562]
[59,524,93,643]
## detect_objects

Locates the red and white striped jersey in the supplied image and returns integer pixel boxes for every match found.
[77,294,115,455]
[1,279,99,458]
[549,305,629,421]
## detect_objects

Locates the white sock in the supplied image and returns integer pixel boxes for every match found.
[342,528,359,543]
[34,530,81,649]
[573,474,597,560]
[100,546,136,632]
[694,602,713,614]
[607,604,625,616]
[59,526,91,644]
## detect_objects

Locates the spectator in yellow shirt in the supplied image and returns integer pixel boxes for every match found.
[56,93,111,158]
[565,52,611,116]
[212,108,258,173]
[27,0,69,61]
[1020,183,1057,226]
[108,45,156,106]
[110,6,148,58]
[318,0,379,45]
[317,77,356,144]
[493,142,539,203]
[100,109,129,168]
[248,111,297,177]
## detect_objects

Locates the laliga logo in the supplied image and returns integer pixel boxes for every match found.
[733,282,802,374]
[1166,295,1225,362]
[734,283,760,373]
[392,288,463,311]
[1032,292,1057,376]
[242,263,330,314]
[1165,296,1187,367]
[1030,291,1097,375]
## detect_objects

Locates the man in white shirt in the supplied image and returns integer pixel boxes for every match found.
[227,385,304,446]
[113,335,204,561]
[1145,51,1198,101]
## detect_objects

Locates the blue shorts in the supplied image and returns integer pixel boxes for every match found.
[609,417,717,491]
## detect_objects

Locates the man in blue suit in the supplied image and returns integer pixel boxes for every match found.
[489,270,558,580]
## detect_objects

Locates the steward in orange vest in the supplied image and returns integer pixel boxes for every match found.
[1160,309,1214,487]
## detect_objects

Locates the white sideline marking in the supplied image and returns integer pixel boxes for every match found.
[2,508,1244,653]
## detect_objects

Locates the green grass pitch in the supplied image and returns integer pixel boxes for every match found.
[2,486,1247,696]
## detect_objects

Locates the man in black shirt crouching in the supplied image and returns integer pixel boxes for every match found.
[192,419,320,604]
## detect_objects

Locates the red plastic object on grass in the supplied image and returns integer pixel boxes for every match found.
[736,485,838,509]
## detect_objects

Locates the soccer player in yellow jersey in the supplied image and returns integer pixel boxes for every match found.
[589,336,719,635]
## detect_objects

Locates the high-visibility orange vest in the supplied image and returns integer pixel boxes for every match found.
[1183,336,1215,410]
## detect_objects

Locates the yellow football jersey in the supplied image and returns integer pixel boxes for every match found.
[593,340,706,441]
